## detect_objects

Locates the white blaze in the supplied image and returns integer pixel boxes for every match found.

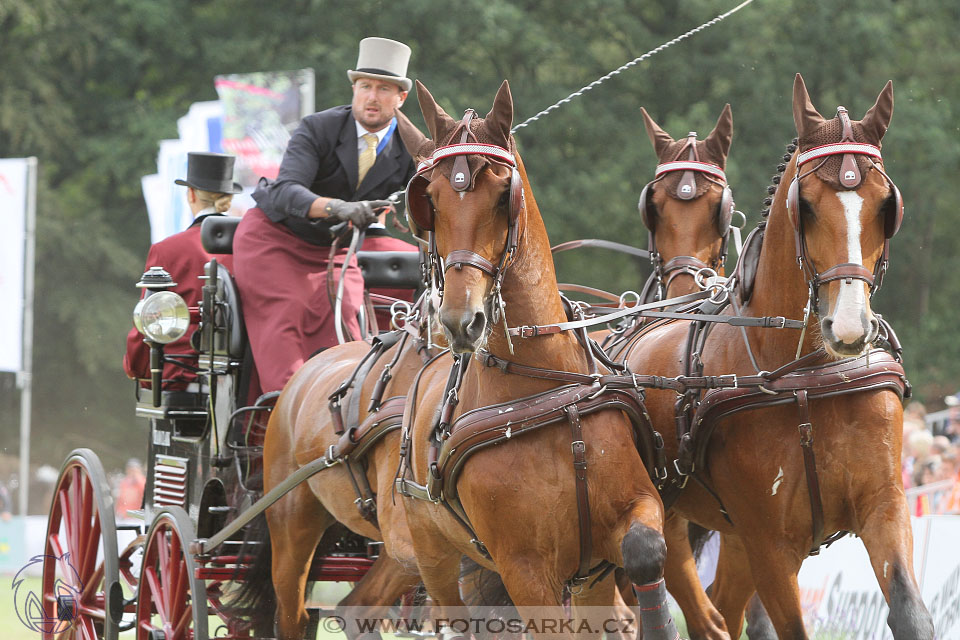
[832,191,867,344]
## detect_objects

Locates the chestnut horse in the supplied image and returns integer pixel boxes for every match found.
[617,75,933,639]
[239,311,442,638]
[393,79,680,638]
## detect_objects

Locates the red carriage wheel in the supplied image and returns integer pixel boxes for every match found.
[42,448,122,640]
[135,506,208,640]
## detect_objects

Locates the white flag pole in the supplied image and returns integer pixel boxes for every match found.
[18,157,37,516]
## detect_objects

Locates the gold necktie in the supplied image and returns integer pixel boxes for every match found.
[357,133,378,187]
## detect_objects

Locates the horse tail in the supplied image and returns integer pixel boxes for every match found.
[227,510,276,633]
[688,521,713,561]
[459,556,515,608]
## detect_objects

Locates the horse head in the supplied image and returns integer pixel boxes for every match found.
[638,104,734,298]
[781,74,901,358]
[397,80,526,354]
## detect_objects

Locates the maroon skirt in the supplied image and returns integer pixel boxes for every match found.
[233,207,363,394]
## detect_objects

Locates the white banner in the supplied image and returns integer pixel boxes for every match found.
[0,158,29,372]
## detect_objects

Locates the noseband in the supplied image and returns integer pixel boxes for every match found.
[786,107,904,309]
[638,132,735,302]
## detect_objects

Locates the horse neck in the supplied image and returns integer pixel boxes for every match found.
[483,158,584,372]
[742,159,820,366]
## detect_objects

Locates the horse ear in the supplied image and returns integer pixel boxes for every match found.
[394,107,435,162]
[640,107,674,158]
[704,103,733,167]
[860,80,894,145]
[792,73,824,138]
[415,80,454,141]
[483,80,514,148]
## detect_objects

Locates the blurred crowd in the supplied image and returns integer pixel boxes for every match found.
[901,393,960,515]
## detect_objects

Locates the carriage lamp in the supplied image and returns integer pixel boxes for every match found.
[132,267,189,344]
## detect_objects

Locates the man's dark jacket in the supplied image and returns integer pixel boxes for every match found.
[252,104,415,245]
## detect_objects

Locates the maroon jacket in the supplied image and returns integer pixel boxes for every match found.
[124,214,234,388]
[360,228,419,330]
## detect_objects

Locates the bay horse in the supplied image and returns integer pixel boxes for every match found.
[617,74,933,639]
[459,103,741,638]
[392,79,681,639]
[238,307,444,638]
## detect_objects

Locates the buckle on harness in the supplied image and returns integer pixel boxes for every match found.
[673,459,691,488]
[571,440,586,455]
[323,445,341,468]
[719,373,738,388]
[519,325,538,337]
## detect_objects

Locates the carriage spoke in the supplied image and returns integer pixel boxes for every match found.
[81,561,105,602]
[143,565,169,625]
[59,487,74,562]
[169,531,186,623]
[80,512,101,584]
[173,603,194,639]
[78,478,95,578]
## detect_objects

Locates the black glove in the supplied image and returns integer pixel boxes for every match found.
[324,199,390,227]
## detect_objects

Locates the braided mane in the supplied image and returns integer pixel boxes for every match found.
[760,137,798,218]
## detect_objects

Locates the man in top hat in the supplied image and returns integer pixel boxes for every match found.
[123,152,242,389]
[233,36,416,395]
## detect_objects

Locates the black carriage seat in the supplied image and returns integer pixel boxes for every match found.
[356,251,422,291]
[199,214,422,290]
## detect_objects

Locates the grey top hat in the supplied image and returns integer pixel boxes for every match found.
[347,37,412,92]
[174,152,243,194]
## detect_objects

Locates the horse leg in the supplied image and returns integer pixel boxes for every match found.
[335,553,422,640]
[737,537,808,640]
[858,497,934,638]
[708,533,771,640]
[267,481,335,640]
[661,515,729,639]
[618,499,682,640]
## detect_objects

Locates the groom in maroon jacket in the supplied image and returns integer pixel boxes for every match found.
[233,37,416,395]
[124,152,241,389]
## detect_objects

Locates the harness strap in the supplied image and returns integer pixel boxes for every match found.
[795,389,826,555]
[817,262,876,287]
[445,249,497,277]
[566,404,594,584]
[369,331,409,412]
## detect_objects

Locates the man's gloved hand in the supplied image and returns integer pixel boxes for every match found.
[324,199,391,227]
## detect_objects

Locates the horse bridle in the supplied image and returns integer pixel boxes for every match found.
[404,109,527,343]
[638,132,735,302]
[786,107,904,310]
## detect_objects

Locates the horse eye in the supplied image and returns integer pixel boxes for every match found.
[798,197,815,220]
[497,189,510,210]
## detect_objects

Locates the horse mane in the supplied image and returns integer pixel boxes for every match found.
[760,137,798,219]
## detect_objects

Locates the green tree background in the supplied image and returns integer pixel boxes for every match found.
[1,0,958,496]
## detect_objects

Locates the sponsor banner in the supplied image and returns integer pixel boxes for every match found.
[798,515,960,639]
[0,158,28,372]
[214,68,315,188]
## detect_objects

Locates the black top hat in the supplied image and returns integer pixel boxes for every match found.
[174,152,243,194]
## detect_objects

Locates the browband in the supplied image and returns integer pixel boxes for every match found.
[654,161,727,183]
[796,143,882,167]
[416,143,516,173]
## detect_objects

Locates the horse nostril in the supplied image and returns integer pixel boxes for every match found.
[465,311,486,341]
[821,317,834,338]
[867,316,880,342]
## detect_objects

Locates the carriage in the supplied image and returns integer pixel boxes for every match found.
[40,74,933,640]
[40,212,424,639]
